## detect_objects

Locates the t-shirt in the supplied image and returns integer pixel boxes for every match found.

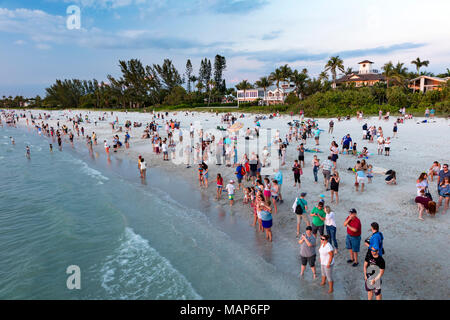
[140,161,147,170]
[325,211,336,227]
[415,196,432,208]
[368,231,384,257]
[299,234,316,257]
[365,251,385,272]
[311,207,326,226]
[297,198,307,212]
[343,136,352,146]
[357,170,366,178]
[346,216,361,236]
[319,242,335,265]
[439,170,450,184]
[236,165,245,179]
[249,160,258,172]
[314,129,321,137]
[322,159,333,171]
[226,184,235,195]
[274,171,283,185]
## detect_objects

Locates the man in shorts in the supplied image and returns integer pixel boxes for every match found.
[341,134,353,154]
[344,208,362,267]
[293,192,310,237]
[310,202,326,236]
[321,156,333,190]
[364,246,385,300]
[298,226,317,278]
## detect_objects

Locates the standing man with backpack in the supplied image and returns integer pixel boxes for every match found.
[235,163,245,191]
[293,192,310,238]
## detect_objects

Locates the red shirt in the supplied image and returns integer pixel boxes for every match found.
[346,216,361,237]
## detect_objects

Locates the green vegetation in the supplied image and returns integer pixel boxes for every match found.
[1,55,449,117]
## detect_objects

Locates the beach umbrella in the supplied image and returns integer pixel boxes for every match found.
[227,122,244,133]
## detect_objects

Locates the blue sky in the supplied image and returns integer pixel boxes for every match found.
[1,0,449,97]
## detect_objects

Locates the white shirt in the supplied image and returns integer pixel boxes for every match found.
[319,242,335,266]
[325,211,336,227]
[226,184,235,195]
[140,161,147,170]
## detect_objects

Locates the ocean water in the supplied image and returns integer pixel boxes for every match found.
[0,125,321,300]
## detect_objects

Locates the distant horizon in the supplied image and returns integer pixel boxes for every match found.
[1,0,449,97]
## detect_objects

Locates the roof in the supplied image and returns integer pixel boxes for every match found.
[336,73,385,83]
[409,75,450,82]
[358,60,374,64]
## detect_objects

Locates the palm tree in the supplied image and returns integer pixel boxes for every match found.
[411,57,430,74]
[196,81,204,93]
[279,64,293,86]
[391,62,408,87]
[269,68,284,91]
[291,70,308,99]
[345,67,354,75]
[235,80,253,104]
[318,71,329,82]
[382,61,395,88]
[324,56,345,88]
[255,76,273,106]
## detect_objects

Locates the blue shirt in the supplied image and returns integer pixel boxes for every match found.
[369,232,384,257]
[274,171,283,185]
[236,165,244,179]
[343,136,352,146]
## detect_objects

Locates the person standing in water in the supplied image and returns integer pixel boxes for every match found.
[26,146,30,159]
[140,158,147,179]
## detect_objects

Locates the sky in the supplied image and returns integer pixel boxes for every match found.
[0,0,449,97]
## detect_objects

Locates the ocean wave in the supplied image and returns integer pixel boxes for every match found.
[70,158,109,182]
[99,227,201,300]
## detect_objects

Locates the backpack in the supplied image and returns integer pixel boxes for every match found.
[241,167,246,176]
[294,198,303,214]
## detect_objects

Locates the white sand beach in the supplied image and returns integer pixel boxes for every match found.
[10,109,450,299]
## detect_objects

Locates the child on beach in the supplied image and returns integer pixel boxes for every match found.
[384,137,391,156]
[226,180,235,206]
[263,177,272,201]
[140,158,147,179]
[271,180,279,214]
[367,165,374,183]
[216,173,223,199]
[243,187,251,204]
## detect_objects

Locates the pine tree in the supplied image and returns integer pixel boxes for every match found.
[185,59,193,93]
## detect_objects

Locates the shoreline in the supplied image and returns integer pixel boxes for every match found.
[4,108,450,299]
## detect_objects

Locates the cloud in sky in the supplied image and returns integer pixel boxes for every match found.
[0,0,449,96]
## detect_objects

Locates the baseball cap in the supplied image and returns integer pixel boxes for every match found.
[349,208,357,214]
[300,192,307,197]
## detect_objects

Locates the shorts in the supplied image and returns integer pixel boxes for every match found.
[237,177,243,184]
[323,170,331,181]
[331,154,338,162]
[264,190,271,199]
[343,144,350,150]
[346,235,361,252]
[262,219,272,229]
[297,214,308,224]
[228,194,234,200]
[311,223,324,236]
[217,185,223,190]
[320,264,334,282]
[365,279,382,296]
[204,172,208,179]
[385,147,390,151]
[298,155,304,162]
[272,195,279,202]
[357,176,366,184]
[250,170,257,177]
[300,255,316,267]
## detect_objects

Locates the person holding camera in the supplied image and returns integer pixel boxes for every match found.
[364,246,385,300]
[298,226,317,279]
